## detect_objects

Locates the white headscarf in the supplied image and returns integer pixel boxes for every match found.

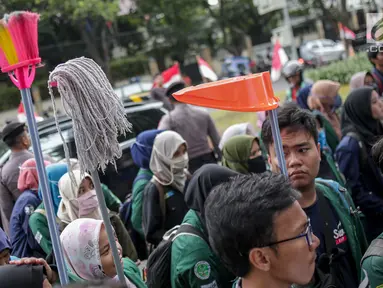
[150,131,188,192]
[57,170,102,224]
[219,122,257,150]
[60,218,136,287]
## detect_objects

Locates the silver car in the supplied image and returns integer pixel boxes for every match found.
[299,39,346,67]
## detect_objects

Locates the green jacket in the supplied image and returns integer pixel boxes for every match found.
[322,149,346,188]
[29,184,122,255]
[320,115,340,153]
[360,232,383,288]
[131,168,153,237]
[315,179,368,281]
[171,210,235,288]
[67,257,147,287]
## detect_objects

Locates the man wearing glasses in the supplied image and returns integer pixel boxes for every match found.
[205,172,319,288]
[262,103,367,287]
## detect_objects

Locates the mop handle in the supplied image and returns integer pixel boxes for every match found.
[269,109,288,176]
[91,171,127,287]
[21,88,69,285]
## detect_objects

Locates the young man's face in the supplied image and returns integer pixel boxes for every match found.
[287,74,301,87]
[264,201,319,285]
[268,129,321,191]
[372,52,383,70]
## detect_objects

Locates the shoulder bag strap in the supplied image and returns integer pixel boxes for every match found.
[151,178,167,227]
[173,224,208,243]
[316,189,336,254]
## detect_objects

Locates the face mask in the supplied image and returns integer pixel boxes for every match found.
[77,190,99,217]
[318,130,327,151]
[154,153,188,187]
[248,156,267,174]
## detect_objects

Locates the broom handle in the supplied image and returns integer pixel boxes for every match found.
[269,109,288,176]
[91,171,127,287]
[21,88,69,285]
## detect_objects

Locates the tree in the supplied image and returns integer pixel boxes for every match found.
[202,0,275,56]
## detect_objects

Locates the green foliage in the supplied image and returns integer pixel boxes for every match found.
[305,53,371,84]
[110,55,149,82]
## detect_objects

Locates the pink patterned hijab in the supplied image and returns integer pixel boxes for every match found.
[60,218,136,287]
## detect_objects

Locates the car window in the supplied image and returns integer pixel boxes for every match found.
[117,108,165,143]
[0,141,8,159]
[321,40,335,47]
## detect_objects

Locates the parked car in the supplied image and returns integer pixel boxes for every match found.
[221,56,252,78]
[114,82,152,102]
[299,39,346,67]
[0,100,166,201]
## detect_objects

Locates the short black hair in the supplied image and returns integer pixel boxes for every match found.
[368,44,383,66]
[261,103,318,152]
[205,172,300,277]
[4,132,25,148]
[165,81,185,102]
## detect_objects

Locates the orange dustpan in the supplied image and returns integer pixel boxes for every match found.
[173,71,279,112]
[173,71,288,176]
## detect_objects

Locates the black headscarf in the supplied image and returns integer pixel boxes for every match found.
[341,87,382,147]
[184,164,239,224]
[0,265,46,288]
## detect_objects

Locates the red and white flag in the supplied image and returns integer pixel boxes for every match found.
[153,63,182,89]
[17,102,44,123]
[338,22,356,40]
[197,55,218,82]
[270,40,289,82]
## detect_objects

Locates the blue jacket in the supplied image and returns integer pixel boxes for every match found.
[335,136,383,214]
[9,190,45,258]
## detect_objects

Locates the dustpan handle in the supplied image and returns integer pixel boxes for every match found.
[91,171,127,287]
[269,109,288,176]
[21,88,69,285]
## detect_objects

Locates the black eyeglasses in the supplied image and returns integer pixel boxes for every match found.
[264,219,313,247]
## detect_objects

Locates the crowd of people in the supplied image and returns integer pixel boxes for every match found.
[2,45,383,288]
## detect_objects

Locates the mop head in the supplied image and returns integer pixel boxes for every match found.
[48,57,132,175]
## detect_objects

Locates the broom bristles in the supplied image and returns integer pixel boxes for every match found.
[0,20,18,67]
[7,11,39,62]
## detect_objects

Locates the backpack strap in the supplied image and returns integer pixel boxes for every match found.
[361,238,383,264]
[151,178,168,227]
[173,223,209,243]
[316,189,336,254]
[133,172,152,187]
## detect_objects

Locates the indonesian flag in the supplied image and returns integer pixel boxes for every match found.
[152,63,182,89]
[197,55,218,82]
[17,102,44,123]
[270,40,289,82]
[338,22,356,40]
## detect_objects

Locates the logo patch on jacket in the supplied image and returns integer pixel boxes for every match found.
[194,261,211,280]
[333,221,347,245]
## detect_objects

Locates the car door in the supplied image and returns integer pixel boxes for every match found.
[99,106,166,201]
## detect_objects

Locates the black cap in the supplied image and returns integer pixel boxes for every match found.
[165,81,186,98]
[1,122,25,142]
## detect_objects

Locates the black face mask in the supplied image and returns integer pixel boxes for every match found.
[247,156,267,174]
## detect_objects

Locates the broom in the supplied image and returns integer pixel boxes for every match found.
[0,11,69,285]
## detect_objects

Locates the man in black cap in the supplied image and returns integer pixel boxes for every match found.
[0,121,33,234]
[150,73,173,111]
[158,81,221,174]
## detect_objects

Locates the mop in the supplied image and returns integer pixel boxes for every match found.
[48,57,131,286]
[0,11,69,285]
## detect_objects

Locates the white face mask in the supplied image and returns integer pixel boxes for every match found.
[154,153,188,191]
[77,190,99,217]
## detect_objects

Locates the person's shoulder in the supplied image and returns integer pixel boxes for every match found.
[143,181,157,196]
[361,254,383,284]
[337,135,359,152]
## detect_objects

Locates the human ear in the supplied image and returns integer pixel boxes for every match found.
[248,248,271,272]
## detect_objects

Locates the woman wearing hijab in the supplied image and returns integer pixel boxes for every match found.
[336,87,383,242]
[143,130,189,246]
[0,264,54,288]
[60,218,146,287]
[297,81,342,152]
[9,159,50,258]
[219,122,257,150]
[29,163,122,255]
[57,170,137,261]
[170,164,239,288]
[222,135,266,174]
[349,71,377,91]
[131,129,164,238]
